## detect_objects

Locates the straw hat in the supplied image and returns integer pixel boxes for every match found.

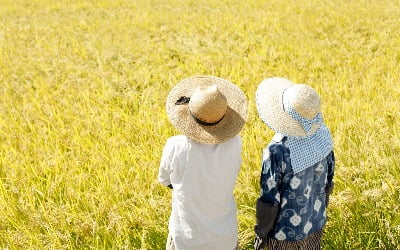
[166,76,248,144]
[256,77,322,137]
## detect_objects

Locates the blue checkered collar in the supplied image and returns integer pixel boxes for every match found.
[273,125,333,174]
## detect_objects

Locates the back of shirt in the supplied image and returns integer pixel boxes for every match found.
[158,135,242,250]
[259,136,335,242]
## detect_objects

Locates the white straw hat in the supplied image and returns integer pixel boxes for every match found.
[256,77,322,137]
[167,76,248,144]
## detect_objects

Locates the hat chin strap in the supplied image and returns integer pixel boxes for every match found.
[189,110,225,126]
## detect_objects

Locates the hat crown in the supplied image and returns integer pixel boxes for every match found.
[189,85,228,123]
[284,84,321,119]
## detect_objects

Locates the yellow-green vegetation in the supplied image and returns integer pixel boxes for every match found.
[0,0,399,248]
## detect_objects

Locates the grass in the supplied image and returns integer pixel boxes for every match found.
[0,0,399,249]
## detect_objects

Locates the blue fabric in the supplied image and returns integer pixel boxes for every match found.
[283,107,323,134]
[284,125,333,174]
[259,138,335,242]
[282,96,334,174]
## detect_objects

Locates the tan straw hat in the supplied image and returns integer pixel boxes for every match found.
[167,76,248,144]
[256,77,322,137]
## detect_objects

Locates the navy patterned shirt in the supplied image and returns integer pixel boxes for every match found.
[259,136,335,241]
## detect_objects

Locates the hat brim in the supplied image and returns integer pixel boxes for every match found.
[167,76,248,144]
[255,77,320,137]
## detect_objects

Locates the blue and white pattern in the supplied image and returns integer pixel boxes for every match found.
[285,125,333,173]
[259,137,335,242]
[281,95,334,174]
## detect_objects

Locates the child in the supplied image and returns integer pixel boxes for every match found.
[158,76,248,250]
[253,78,335,250]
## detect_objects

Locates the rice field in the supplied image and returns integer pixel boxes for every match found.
[0,0,399,249]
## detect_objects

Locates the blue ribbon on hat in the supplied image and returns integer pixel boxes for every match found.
[282,95,323,134]
[287,108,323,133]
[280,91,333,174]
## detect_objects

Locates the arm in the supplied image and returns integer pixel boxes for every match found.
[254,145,283,249]
[325,151,335,206]
[158,140,174,188]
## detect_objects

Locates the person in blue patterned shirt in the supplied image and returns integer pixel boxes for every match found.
[254,78,335,250]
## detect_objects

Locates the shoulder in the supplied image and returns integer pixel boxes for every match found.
[219,135,242,155]
[164,135,189,151]
[267,140,289,156]
[166,135,190,145]
[263,135,290,168]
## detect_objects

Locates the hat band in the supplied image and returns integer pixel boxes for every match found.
[175,96,225,126]
[175,96,191,105]
[189,110,225,126]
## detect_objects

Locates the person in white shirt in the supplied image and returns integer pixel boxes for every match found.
[159,76,248,250]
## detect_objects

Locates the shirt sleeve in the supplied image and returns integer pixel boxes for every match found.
[327,151,335,185]
[259,144,283,206]
[158,139,175,187]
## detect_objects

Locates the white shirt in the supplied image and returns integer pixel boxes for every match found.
[158,135,242,250]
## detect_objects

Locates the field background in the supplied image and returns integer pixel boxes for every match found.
[0,0,399,249]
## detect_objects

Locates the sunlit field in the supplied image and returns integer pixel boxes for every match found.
[0,0,399,249]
